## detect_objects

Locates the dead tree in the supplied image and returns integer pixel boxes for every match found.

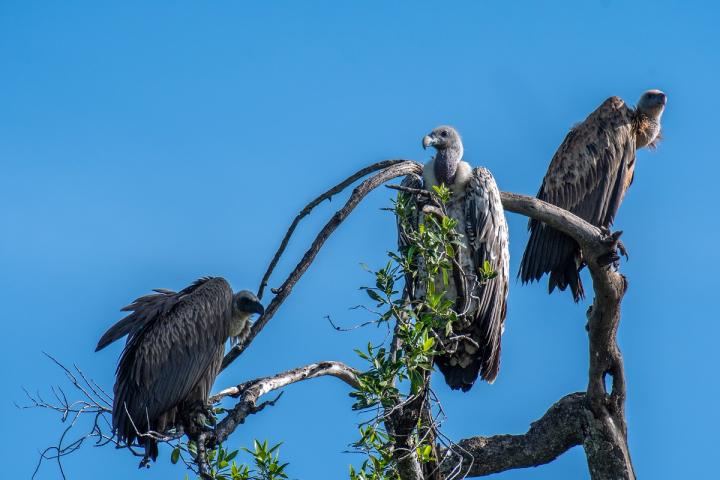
[27,160,634,479]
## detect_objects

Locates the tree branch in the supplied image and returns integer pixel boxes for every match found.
[209,361,360,444]
[222,160,423,371]
[258,160,413,299]
[439,393,586,478]
[444,191,634,479]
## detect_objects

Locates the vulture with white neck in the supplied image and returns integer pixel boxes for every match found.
[398,126,510,391]
[95,276,264,463]
[519,90,667,302]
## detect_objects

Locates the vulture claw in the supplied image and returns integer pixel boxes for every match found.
[597,250,620,267]
[617,240,629,261]
[597,229,625,267]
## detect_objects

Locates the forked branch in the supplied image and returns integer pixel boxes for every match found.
[222,160,423,370]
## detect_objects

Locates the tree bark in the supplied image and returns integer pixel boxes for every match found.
[439,192,635,479]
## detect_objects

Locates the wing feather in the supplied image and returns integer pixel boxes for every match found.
[112,277,233,446]
[95,288,180,351]
[519,96,636,299]
[461,167,510,383]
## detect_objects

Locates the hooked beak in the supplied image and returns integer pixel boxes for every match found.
[422,135,435,150]
[249,300,265,316]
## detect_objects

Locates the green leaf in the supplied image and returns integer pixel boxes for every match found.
[365,288,384,303]
[170,446,180,464]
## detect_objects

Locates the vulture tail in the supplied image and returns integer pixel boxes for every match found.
[548,252,585,302]
[521,220,584,302]
[435,358,481,392]
[144,438,159,463]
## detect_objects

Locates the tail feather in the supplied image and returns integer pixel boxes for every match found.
[520,221,585,302]
[435,358,481,392]
[548,253,585,302]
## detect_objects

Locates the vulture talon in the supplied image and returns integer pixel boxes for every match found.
[617,239,629,261]
[597,251,620,267]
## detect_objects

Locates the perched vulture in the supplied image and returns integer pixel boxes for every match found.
[398,126,510,391]
[519,90,667,302]
[95,277,264,462]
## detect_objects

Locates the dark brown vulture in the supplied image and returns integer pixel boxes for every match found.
[95,277,264,462]
[519,90,667,302]
[399,126,510,391]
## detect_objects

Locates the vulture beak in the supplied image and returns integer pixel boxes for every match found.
[249,301,265,316]
[422,135,435,150]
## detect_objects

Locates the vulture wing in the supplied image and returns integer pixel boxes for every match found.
[112,277,233,453]
[519,96,636,301]
[396,168,510,391]
[95,288,180,352]
[435,167,510,389]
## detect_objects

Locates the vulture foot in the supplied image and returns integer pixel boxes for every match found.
[617,239,629,261]
[597,229,624,267]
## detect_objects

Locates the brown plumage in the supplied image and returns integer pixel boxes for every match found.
[399,126,510,391]
[95,277,263,462]
[519,90,666,301]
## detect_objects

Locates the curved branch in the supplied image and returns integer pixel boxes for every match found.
[499,192,602,250]
[481,192,633,479]
[222,160,424,371]
[439,393,586,478]
[257,160,413,299]
[210,361,360,444]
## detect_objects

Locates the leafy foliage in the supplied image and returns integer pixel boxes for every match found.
[175,439,288,480]
[348,185,496,479]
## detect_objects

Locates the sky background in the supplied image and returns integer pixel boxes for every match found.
[1,1,718,479]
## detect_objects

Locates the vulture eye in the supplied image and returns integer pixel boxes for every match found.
[440,131,448,137]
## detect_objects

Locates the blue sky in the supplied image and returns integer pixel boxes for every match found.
[2,1,718,478]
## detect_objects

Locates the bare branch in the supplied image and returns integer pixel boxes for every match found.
[222,160,423,371]
[258,159,415,299]
[499,192,602,249]
[443,191,635,479]
[210,361,360,444]
[439,393,585,477]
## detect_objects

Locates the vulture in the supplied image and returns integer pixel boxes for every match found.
[95,277,264,462]
[398,126,510,391]
[519,90,667,302]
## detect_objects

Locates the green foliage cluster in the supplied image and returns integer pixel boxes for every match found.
[174,438,288,480]
[169,185,497,480]
[349,185,495,480]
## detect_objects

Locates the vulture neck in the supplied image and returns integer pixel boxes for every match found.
[424,156,472,197]
[230,312,252,338]
[433,147,463,186]
[635,110,663,149]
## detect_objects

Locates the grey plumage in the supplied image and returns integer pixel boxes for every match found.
[400,126,510,391]
[519,90,666,301]
[96,277,264,461]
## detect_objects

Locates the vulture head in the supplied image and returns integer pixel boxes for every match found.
[422,125,464,186]
[231,290,264,338]
[637,89,667,118]
[636,89,667,149]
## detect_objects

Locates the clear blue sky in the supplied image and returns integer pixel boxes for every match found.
[2,1,718,478]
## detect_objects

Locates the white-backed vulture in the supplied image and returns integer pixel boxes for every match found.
[95,277,264,461]
[399,126,510,391]
[519,90,666,301]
